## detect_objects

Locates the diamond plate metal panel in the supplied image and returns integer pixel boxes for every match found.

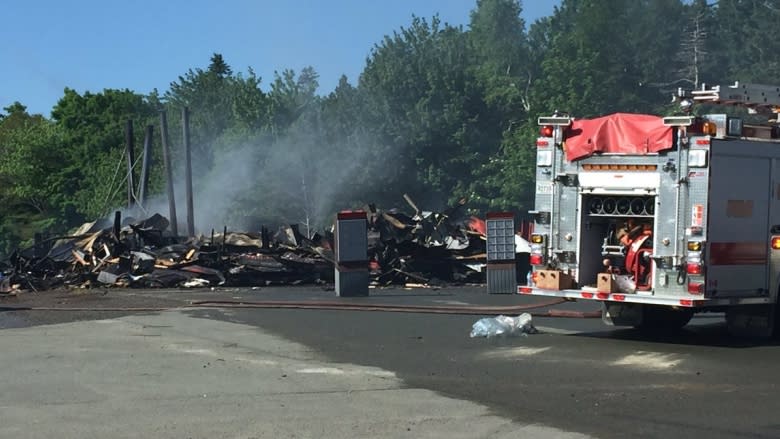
[487,216,515,261]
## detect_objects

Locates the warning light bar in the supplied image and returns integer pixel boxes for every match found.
[663,116,694,127]
[581,164,658,171]
[538,116,572,126]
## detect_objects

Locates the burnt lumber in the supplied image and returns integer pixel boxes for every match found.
[0,198,521,293]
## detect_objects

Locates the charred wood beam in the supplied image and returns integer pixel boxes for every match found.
[262,226,271,249]
[182,107,195,237]
[221,226,227,258]
[125,120,136,209]
[113,211,122,242]
[33,233,42,259]
[139,124,154,207]
[159,111,178,236]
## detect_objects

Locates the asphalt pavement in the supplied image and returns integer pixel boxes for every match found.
[2,285,780,438]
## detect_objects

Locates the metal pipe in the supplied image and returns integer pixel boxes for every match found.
[125,120,135,209]
[673,133,684,268]
[159,111,178,236]
[549,126,560,257]
[182,107,195,237]
[139,125,153,207]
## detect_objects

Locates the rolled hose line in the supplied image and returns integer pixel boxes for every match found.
[1,298,601,318]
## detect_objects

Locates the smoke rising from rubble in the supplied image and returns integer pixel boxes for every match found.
[132,128,373,235]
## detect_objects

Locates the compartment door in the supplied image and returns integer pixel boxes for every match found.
[707,155,769,297]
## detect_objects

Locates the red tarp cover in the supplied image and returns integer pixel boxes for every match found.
[563,113,673,161]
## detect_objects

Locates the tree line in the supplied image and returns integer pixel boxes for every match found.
[1,0,778,257]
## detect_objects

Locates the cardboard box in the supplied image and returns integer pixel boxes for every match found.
[535,269,574,290]
[597,273,618,293]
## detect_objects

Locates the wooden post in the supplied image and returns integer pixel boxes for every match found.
[125,120,136,209]
[139,125,153,207]
[113,211,122,242]
[182,107,195,237]
[159,111,178,236]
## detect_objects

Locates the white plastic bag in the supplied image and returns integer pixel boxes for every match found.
[470,313,538,338]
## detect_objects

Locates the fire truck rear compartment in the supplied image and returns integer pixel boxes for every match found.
[579,194,655,290]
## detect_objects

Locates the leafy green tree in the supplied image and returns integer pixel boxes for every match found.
[165,53,240,172]
[710,0,780,83]
[464,0,537,214]
[266,67,320,137]
[360,15,499,208]
[231,68,270,133]
[671,0,718,89]
[11,0,780,246]
[533,0,685,117]
[51,88,159,219]
[0,104,68,256]
[469,0,530,114]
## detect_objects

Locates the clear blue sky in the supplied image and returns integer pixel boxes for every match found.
[1,0,559,117]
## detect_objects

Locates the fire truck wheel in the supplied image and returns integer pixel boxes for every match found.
[634,305,694,332]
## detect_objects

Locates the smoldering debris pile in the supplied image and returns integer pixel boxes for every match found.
[0,200,505,294]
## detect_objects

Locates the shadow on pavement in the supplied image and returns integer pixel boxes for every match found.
[573,323,780,348]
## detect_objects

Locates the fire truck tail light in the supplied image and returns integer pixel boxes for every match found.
[771,236,780,250]
[687,282,704,294]
[687,241,702,252]
[686,263,703,275]
[540,125,554,137]
[529,254,544,265]
[530,234,545,244]
[688,149,708,167]
[536,139,550,147]
[537,150,553,166]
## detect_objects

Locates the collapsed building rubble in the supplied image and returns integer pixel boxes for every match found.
[0,199,530,293]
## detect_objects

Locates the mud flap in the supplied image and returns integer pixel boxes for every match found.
[602,301,644,327]
[726,305,776,338]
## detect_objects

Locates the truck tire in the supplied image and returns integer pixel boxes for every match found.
[634,305,694,332]
[726,304,776,338]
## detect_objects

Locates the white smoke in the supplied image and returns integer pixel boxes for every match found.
[130,125,375,236]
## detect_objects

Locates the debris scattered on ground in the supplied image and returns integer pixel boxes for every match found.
[1,196,528,293]
[469,313,538,338]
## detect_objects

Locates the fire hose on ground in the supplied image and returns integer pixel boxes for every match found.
[0,297,601,318]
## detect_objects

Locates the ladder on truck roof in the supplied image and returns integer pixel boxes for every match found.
[679,82,780,114]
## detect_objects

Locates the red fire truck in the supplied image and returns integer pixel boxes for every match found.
[522,82,780,336]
